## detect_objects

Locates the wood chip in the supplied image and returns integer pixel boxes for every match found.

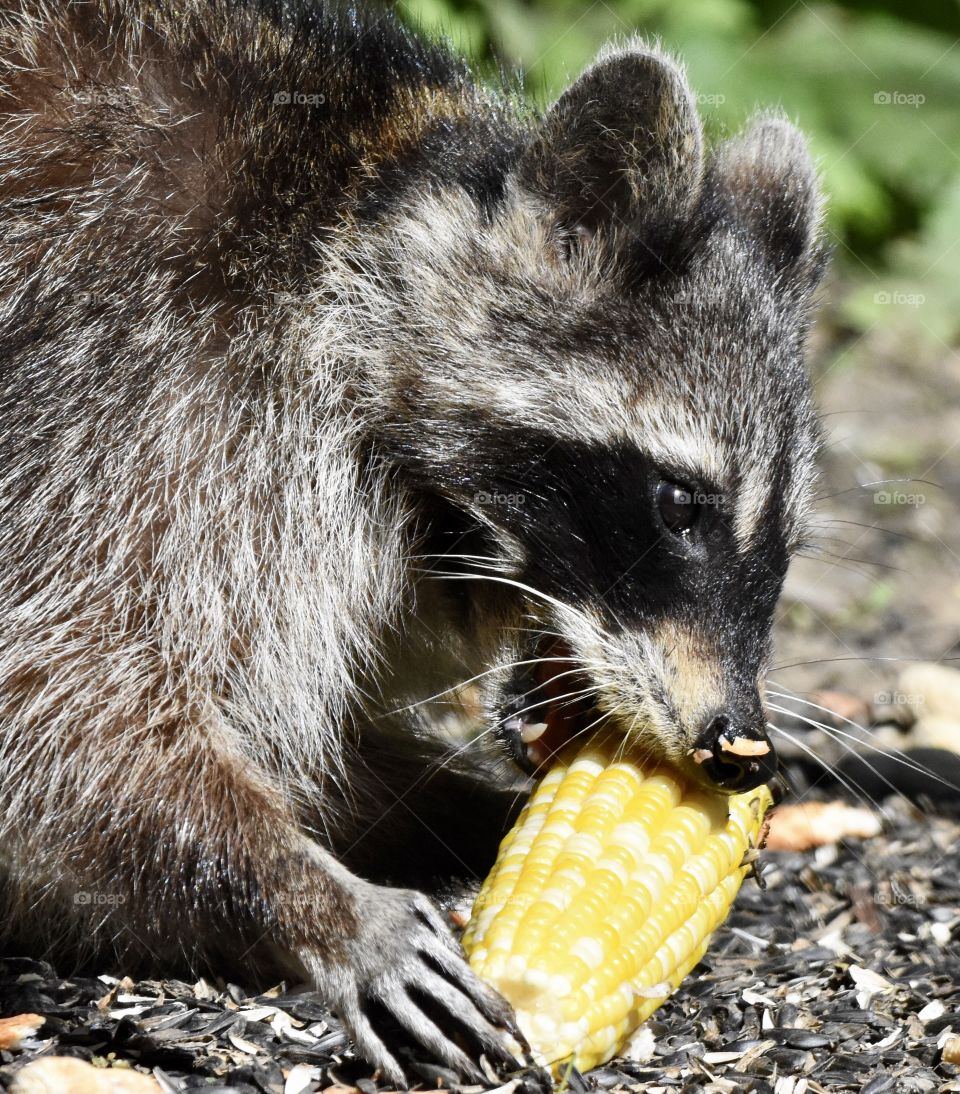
[227,1031,263,1054]
[9,1057,162,1093]
[765,801,882,851]
[284,1064,323,1094]
[809,689,871,726]
[898,662,960,719]
[0,1013,44,1049]
[448,907,471,929]
[908,715,960,753]
[621,1025,656,1063]
[917,1000,945,1023]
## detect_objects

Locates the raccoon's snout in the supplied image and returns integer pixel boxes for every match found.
[693,712,778,792]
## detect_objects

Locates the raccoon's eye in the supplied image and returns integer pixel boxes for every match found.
[656,480,699,535]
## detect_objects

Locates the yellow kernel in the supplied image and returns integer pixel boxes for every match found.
[464,734,772,1075]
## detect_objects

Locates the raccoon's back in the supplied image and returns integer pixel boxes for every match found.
[0,1,523,733]
[0,0,520,300]
[0,1,524,467]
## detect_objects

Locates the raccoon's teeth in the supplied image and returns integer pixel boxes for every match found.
[526,741,550,768]
[520,721,549,743]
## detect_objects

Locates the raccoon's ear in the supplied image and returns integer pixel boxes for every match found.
[709,117,825,285]
[518,42,704,249]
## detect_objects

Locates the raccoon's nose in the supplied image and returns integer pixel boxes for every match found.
[694,713,778,792]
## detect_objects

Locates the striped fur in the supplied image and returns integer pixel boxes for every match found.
[0,1,825,1081]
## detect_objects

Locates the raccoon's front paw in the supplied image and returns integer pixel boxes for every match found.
[304,883,524,1086]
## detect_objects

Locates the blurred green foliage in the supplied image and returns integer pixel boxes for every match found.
[395,0,960,346]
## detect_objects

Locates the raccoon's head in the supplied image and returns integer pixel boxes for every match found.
[365,41,825,793]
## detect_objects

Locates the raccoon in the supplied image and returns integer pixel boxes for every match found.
[0,0,825,1083]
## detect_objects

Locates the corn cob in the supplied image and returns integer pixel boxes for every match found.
[463,735,772,1075]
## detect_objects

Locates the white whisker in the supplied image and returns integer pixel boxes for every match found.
[766,691,960,796]
[379,654,580,719]
[418,568,580,619]
[490,684,600,732]
[768,723,890,815]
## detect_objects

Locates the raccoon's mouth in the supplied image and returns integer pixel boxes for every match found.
[497,638,599,774]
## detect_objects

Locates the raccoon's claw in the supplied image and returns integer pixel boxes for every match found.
[338,999,409,1089]
[303,883,522,1086]
[418,946,530,1071]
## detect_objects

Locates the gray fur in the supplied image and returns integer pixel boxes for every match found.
[0,1,826,1081]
